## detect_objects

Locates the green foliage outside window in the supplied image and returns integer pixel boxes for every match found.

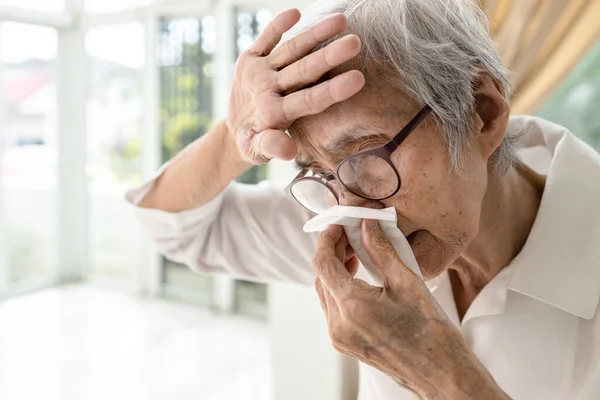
[536,41,600,151]
[159,16,266,183]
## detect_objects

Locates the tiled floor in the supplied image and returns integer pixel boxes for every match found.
[0,285,271,400]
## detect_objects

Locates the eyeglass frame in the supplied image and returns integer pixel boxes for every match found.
[285,105,432,213]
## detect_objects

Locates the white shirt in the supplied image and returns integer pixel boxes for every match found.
[127,116,600,400]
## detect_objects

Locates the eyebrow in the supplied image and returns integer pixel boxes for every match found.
[324,129,389,152]
[293,125,390,171]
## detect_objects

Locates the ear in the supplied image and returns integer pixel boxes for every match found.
[472,69,510,160]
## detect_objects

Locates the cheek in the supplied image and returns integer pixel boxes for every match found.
[390,145,484,251]
[385,134,490,276]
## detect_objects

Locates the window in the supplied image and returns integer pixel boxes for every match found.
[159,16,215,163]
[234,7,271,185]
[158,15,217,304]
[85,23,145,281]
[156,9,273,315]
[0,22,59,283]
[85,0,153,14]
[536,41,600,151]
[0,0,63,13]
[232,7,273,316]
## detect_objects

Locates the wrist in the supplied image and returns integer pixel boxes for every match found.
[217,120,253,175]
[383,333,508,400]
[420,352,509,400]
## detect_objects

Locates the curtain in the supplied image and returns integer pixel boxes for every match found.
[480,0,600,114]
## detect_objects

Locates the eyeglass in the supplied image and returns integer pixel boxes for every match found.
[285,105,432,214]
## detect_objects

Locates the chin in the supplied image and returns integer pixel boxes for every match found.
[408,230,457,281]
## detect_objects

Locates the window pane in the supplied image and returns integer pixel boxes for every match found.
[234,7,270,186]
[85,0,154,14]
[86,24,145,280]
[0,0,64,13]
[0,23,59,283]
[235,8,271,56]
[158,16,216,298]
[233,7,273,316]
[536,41,600,151]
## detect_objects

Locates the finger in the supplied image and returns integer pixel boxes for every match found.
[277,34,361,91]
[251,9,301,56]
[313,225,353,298]
[361,219,412,288]
[252,129,297,160]
[323,285,340,316]
[335,231,349,263]
[326,224,344,244]
[344,242,355,263]
[345,255,360,277]
[315,278,328,313]
[316,278,340,317]
[282,70,365,121]
[268,13,348,68]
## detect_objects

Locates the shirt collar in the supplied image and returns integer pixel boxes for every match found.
[426,117,600,321]
[506,117,600,320]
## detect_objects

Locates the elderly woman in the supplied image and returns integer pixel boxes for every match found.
[128,0,600,398]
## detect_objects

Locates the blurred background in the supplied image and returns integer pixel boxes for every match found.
[0,0,598,399]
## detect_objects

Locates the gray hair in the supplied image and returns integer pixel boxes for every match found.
[282,0,521,174]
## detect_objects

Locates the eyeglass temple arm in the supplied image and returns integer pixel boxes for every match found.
[387,105,432,150]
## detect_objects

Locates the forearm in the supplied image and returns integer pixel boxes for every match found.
[139,120,252,212]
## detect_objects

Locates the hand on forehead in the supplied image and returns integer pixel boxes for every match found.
[289,87,418,170]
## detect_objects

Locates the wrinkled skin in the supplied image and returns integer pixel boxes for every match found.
[225,9,365,165]
[226,8,528,399]
[313,223,506,398]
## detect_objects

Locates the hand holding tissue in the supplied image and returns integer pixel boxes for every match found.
[303,205,488,398]
[303,206,495,398]
[303,205,423,285]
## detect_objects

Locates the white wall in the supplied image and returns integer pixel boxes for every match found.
[269,283,359,400]
[268,159,359,400]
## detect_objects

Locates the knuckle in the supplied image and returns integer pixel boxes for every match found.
[286,39,300,59]
[332,343,345,355]
[342,295,367,321]
[239,49,253,60]
[314,83,331,112]
[296,59,309,84]
[259,105,281,127]
[322,46,334,68]
[329,320,346,344]
[343,294,362,313]
[238,50,257,67]
[267,22,280,38]
[372,232,391,250]
[312,253,330,272]
[303,89,318,114]
[325,80,337,104]
[250,71,276,91]
[308,24,320,44]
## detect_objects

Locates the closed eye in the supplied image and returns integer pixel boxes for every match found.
[294,159,331,174]
[294,159,312,171]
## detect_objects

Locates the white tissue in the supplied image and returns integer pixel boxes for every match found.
[303,206,423,286]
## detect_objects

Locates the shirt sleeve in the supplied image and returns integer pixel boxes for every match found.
[125,173,317,286]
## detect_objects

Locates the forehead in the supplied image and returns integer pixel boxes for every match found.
[288,90,416,166]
